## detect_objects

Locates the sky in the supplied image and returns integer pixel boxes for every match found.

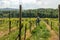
[0,0,60,9]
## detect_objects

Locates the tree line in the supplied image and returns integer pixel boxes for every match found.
[0,8,58,18]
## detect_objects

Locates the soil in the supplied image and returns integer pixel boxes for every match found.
[44,22,59,40]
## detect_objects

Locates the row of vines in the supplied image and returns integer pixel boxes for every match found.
[0,18,59,40]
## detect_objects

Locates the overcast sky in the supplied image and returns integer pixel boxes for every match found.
[0,0,60,9]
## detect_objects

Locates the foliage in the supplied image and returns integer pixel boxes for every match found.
[0,8,58,18]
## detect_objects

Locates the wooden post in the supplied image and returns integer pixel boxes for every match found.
[46,10,49,25]
[24,24,27,40]
[29,21,32,32]
[58,4,60,40]
[51,21,52,29]
[19,5,22,40]
[17,20,18,27]
[9,21,11,32]
[30,10,32,32]
[47,19,48,24]
[9,11,11,34]
[50,12,52,30]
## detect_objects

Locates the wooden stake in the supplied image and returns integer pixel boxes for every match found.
[58,4,60,40]
[19,5,22,40]
[9,11,11,34]
[24,24,27,40]
[30,10,31,32]
[51,21,52,29]
[50,12,53,30]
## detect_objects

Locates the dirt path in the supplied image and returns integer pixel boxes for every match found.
[44,22,59,40]
[0,27,17,38]
[26,24,36,39]
[0,24,36,40]
[22,24,36,40]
